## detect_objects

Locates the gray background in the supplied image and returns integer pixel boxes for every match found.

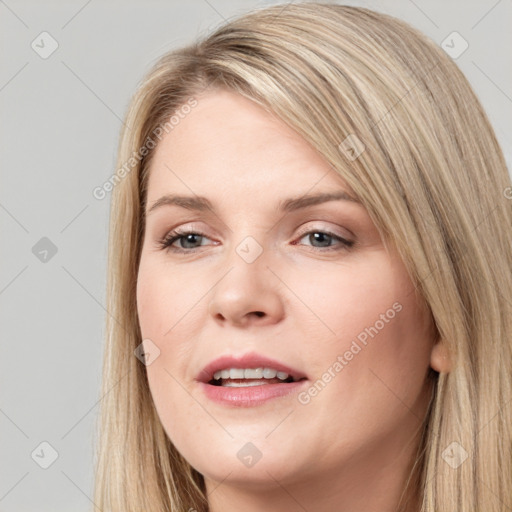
[0,0,510,510]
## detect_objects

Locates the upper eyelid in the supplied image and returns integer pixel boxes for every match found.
[167,221,353,237]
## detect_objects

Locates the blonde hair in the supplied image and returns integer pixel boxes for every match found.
[93,3,512,511]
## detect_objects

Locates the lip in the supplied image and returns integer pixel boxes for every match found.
[199,379,309,407]
[196,352,309,407]
[197,352,308,383]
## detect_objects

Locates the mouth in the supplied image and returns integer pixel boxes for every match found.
[208,367,305,387]
[198,352,308,386]
[197,352,308,405]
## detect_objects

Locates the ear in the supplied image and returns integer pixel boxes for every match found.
[430,340,452,373]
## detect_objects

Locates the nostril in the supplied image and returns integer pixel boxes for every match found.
[254,311,265,317]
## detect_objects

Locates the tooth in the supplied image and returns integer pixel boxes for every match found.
[223,380,270,387]
[212,367,292,381]
[244,368,264,379]
[230,368,245,379]
[263,368,277,379]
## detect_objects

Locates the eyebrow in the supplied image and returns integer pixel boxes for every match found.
[146,191,361,216]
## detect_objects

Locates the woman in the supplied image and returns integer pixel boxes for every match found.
[93,3,512,511]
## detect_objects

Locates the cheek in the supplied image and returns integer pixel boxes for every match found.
[136,260,211,443]
[136,259,202,339]
[292,256,434,416]
[279,258,414,370]
[136,261,162,338]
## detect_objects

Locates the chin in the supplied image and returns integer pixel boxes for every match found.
[180,437,305,487]
[200,459,300,489]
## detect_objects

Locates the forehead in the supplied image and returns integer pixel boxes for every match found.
[146,89,354,200]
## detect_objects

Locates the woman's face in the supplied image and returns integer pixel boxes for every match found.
[137,89,438,495]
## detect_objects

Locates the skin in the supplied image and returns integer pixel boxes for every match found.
[136,88,449,512]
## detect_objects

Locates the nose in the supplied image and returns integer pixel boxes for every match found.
[207,246,285,328]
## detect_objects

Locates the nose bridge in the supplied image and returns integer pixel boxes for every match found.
[207,228,284,325]
[235,233,266,266]
[220,230,272,294]
[222,213,273,268]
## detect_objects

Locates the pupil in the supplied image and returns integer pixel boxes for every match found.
[183,234,200,248]
[311,232,330,247]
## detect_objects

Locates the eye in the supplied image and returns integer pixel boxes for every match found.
[293,229,354,251]
[157,227,354,254]
[157,229,213,253]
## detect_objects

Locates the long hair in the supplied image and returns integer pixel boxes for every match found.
[93,3,512,511]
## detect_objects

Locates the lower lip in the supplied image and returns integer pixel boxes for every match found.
[200,380,309,407]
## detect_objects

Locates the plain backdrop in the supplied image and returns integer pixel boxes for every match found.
[0,0,511,510]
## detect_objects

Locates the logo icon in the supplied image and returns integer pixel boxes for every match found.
[31,31,59,59]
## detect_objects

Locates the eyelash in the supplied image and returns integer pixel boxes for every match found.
[157,228,355,254]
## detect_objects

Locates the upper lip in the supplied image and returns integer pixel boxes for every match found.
[197,352,308,383]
